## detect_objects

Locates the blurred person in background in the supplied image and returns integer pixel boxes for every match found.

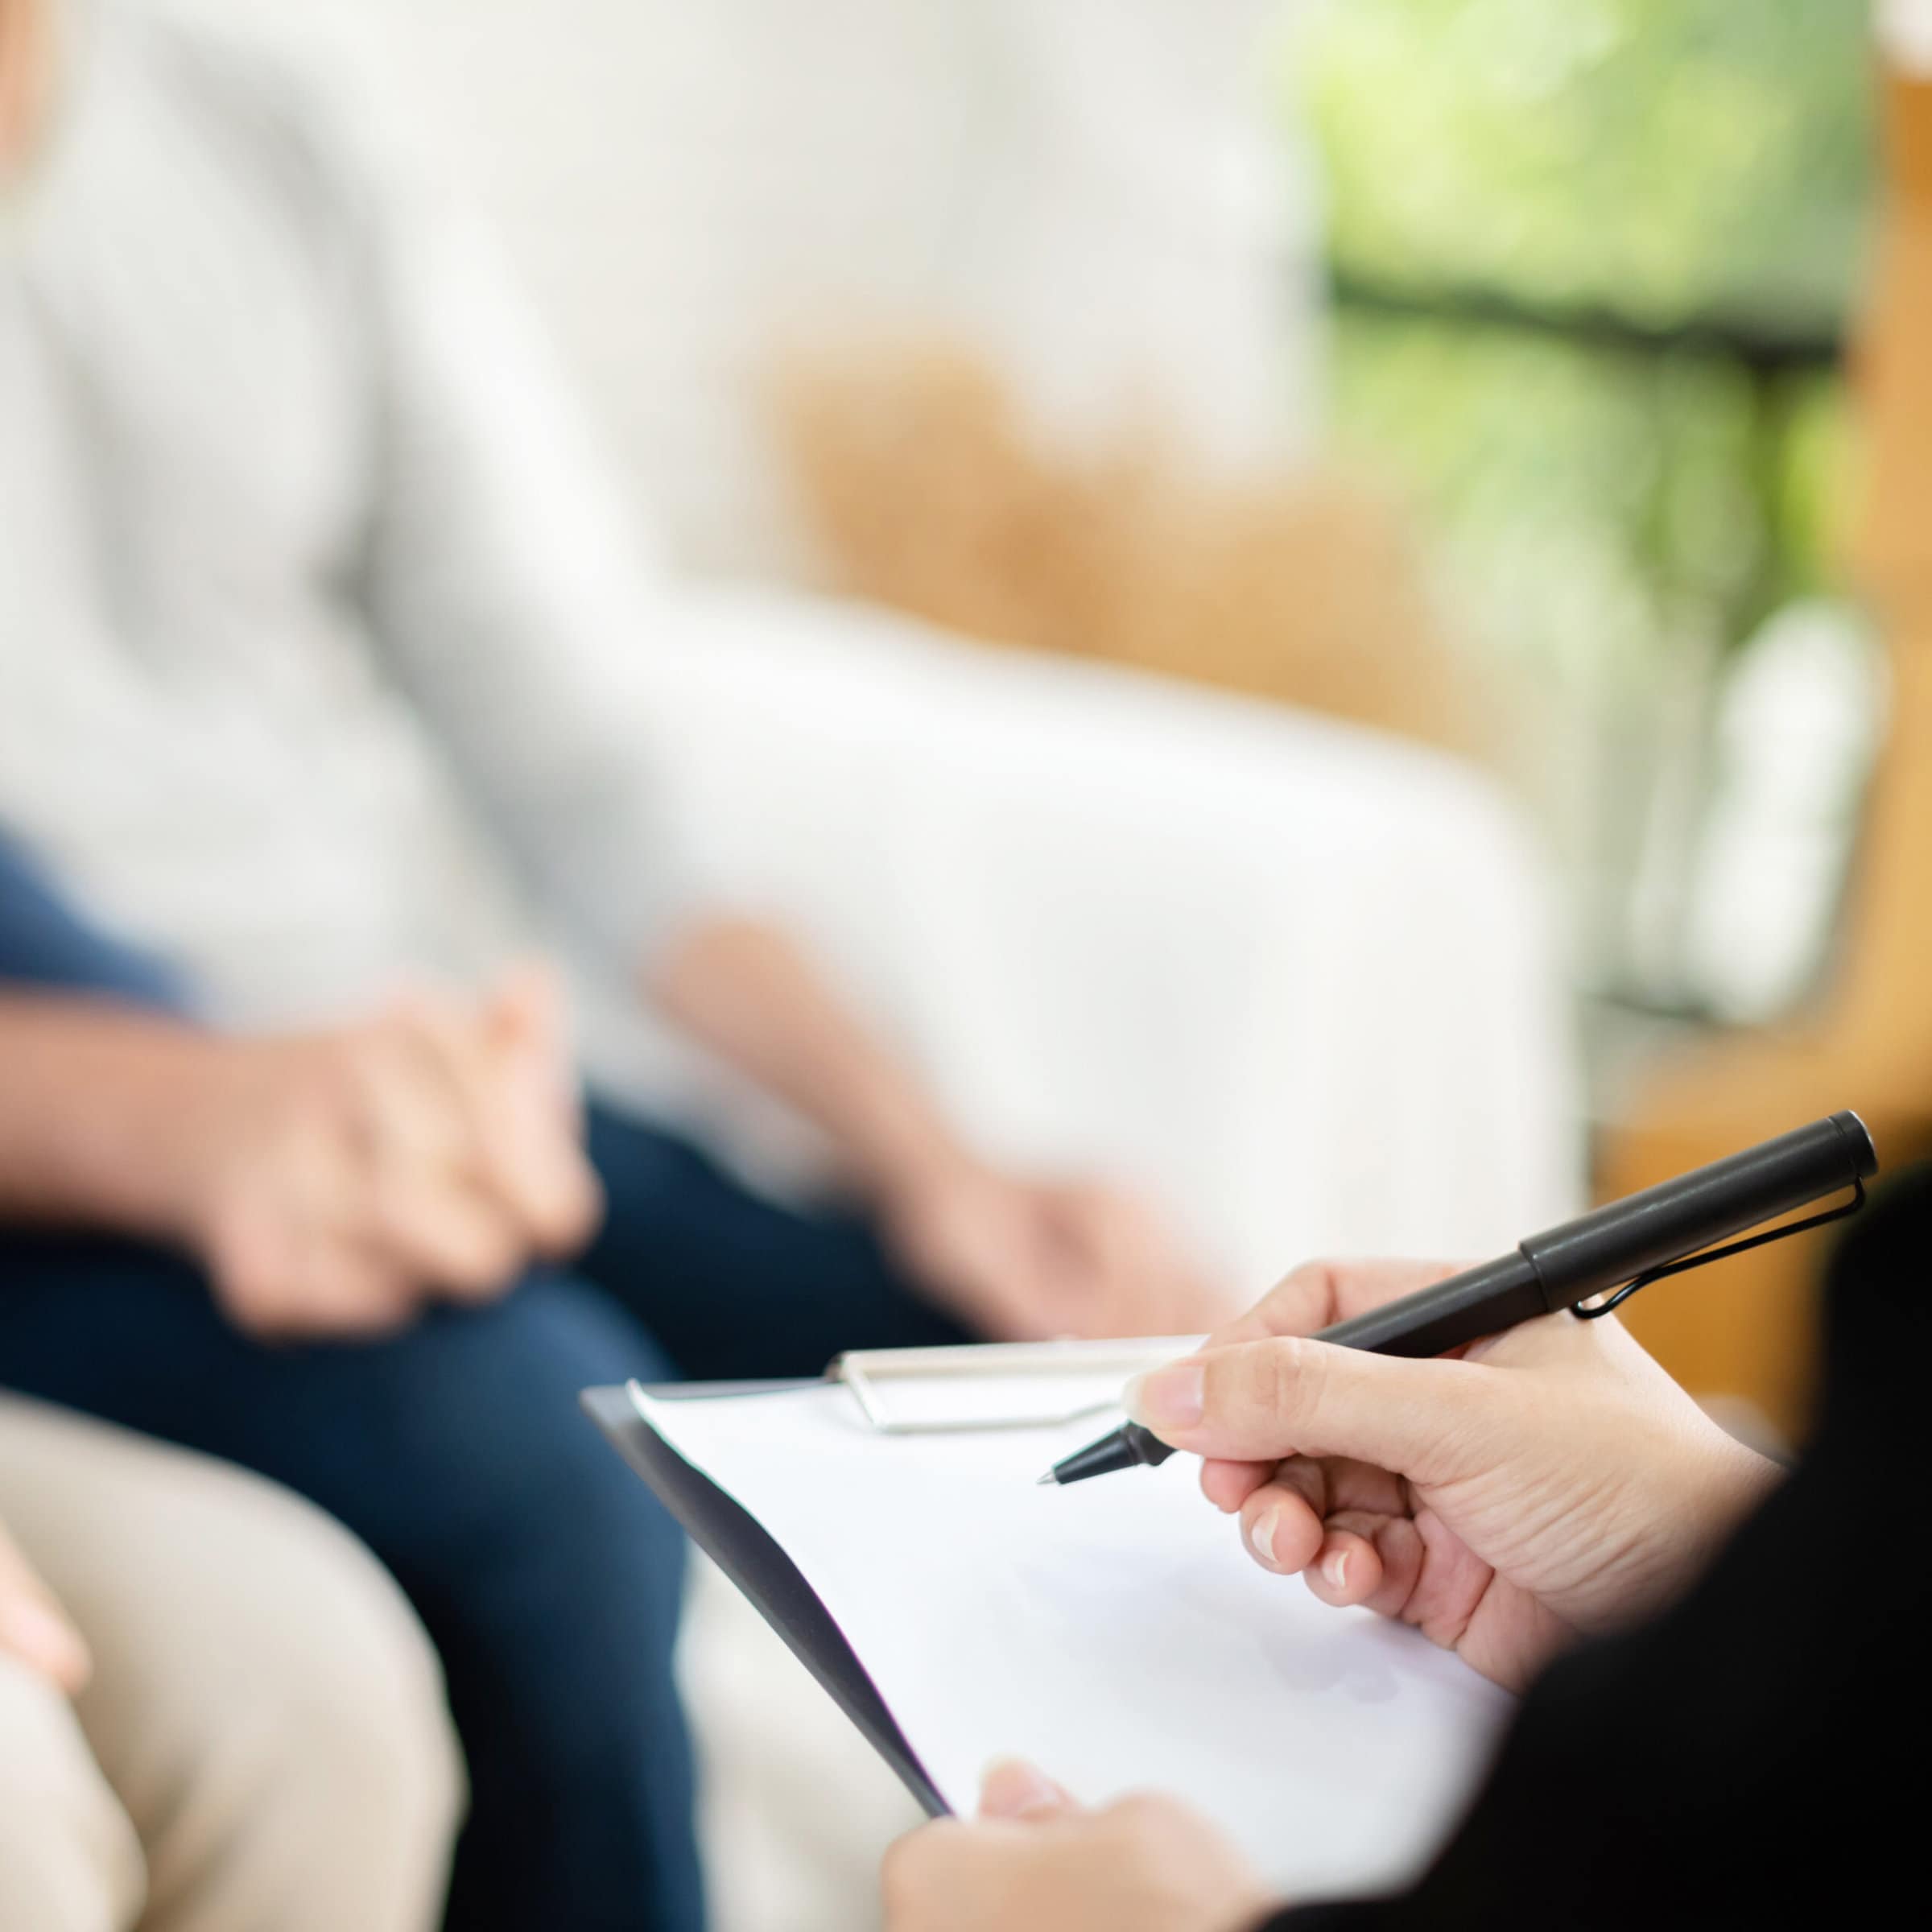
[0,0,1212,1347]
[0,808,462,1932]
[0,0,1223,1926]
[0,854,762,1932]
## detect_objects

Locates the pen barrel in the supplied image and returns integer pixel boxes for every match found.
[1052,1110,1877,1484]
[1309,1112,1876,1363]
[1315,1254,1548,1359]
[1518,1109,1876,1307]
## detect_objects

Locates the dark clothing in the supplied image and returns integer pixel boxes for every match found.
[1270,1164,1932,1930]
[0,832,963,1932]
[0,837,188,1008]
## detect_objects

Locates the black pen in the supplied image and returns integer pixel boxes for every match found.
[1040,1109,1878,1488]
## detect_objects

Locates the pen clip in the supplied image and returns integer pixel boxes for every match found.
[1571,1175,1868,1321]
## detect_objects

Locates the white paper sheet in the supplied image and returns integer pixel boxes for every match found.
[632,1368,1512,1900]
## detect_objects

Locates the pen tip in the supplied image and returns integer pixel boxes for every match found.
[1034,1472,1059,1487]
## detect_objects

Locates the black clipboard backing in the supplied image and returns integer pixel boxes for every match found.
[582,1382,947,1817]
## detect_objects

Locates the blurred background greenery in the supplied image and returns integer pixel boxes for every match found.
[1291,0,1879,1028]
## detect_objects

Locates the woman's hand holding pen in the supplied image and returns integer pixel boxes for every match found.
[1126,1259,1783,1690]
[883,1257,1793,1929]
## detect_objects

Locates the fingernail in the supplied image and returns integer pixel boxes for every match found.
[1322,1547,1350,1591]
[980,1757,1064,1819]
[1123,1362,1204,1431]
[1248,1507,1282,1569]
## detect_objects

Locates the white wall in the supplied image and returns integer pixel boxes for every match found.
[226,0,1328,576]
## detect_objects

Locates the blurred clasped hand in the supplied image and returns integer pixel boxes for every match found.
[0,1516,90,1696]
[882,1162,1228,1344]
[173,964,602,1340]
[1129,1258,1784,1691]
[882,1761,1269,1932]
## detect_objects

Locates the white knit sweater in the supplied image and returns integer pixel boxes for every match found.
[0,0,683,1025]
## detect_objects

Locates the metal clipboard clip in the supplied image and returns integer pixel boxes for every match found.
[829,1338,1203,1437]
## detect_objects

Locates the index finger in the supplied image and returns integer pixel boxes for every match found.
[1203,1258,1468,1352]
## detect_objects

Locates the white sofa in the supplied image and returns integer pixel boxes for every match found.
[615,587,1580,1291]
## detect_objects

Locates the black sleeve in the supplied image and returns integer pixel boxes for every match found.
[1256,1162,1932,1930]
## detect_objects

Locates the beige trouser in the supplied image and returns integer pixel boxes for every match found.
[0,1395,464,1932]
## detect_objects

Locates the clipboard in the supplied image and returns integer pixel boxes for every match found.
[581,1338,1191,1817]
[584,1342,1510,1895]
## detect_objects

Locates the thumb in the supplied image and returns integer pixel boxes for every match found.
[979,1759,1081,1823]
[1125,1336,1493,1482]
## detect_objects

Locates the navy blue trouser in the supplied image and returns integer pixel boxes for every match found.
[0,1104,964,1932]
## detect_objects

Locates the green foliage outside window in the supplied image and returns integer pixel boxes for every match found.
[1304,0,1872,336]
[1290,0,1878,1005]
